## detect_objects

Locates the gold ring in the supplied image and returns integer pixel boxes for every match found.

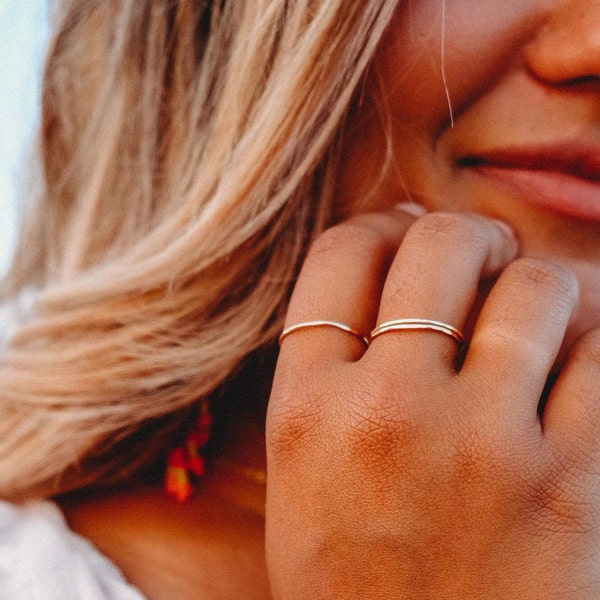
[370,319,464,345]
[279,320,369,349]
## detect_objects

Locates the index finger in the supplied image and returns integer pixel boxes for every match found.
[279,208,418,366]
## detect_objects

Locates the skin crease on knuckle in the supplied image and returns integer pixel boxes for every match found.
[520,449,600,538]
[268,368,329,463]
[507,257,579,303]
[396,213,495,275]
[337,378,424,479]
[404,212,490,252]
[307,217,389,263]
[472,258,579,349]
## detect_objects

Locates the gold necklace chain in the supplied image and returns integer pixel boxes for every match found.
[215,458,267,485]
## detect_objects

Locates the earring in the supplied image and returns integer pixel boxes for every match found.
[165,401,212,502]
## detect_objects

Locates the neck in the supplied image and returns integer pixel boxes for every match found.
[206,417,267,518]
[204,345,275,517]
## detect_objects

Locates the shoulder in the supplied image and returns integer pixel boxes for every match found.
[0,499,146,599]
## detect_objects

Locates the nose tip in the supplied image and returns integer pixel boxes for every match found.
[526,2,600,84]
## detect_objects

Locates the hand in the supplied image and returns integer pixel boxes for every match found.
[265,209,600,599]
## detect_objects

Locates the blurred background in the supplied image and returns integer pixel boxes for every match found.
[0,1,49,277]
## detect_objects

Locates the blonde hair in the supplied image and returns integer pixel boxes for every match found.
[0,0,399,499]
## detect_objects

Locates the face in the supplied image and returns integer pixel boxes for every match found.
[339,0,600,362]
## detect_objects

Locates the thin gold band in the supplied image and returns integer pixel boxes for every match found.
[370,319,464,345]
[279,320,370,349]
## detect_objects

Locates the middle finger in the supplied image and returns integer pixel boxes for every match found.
[368,212,517,371]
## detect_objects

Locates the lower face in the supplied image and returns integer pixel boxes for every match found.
[337,0,600,365]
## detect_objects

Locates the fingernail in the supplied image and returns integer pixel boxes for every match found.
[490,218,516,240]
[394,202,427,217]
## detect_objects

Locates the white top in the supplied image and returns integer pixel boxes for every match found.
[0,500,146,600]
[0,303,146,598]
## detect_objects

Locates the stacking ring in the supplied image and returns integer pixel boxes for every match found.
[279,320,370,349]
[370,319,464,345]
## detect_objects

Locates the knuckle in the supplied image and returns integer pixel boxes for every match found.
[267,399,322,462]
[308,220,384,264]
[527,459,594,535]
[341,383,421,475]
[446,427,494,484]
[406,212,488,249]
[267,367,326,461]
[444,419,516,487]
[505,258,578,305]
[443,401,533,486]
[347,408,415,465]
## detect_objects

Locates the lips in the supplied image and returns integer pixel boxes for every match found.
[458,145,600,222]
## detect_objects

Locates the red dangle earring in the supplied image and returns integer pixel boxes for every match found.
[165,401,212,502]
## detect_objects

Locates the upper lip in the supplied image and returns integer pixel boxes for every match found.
[457,143,600,182]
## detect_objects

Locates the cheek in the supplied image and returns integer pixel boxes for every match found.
[374,1,545,130]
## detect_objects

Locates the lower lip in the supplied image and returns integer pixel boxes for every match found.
[470,166,600,222]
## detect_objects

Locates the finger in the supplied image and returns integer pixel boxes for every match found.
[368,212,518,371]
[280,208,420,366]
[461,258,578,418]
[542,328,600,455]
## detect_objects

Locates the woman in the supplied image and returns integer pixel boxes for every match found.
[2,0,600,598]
